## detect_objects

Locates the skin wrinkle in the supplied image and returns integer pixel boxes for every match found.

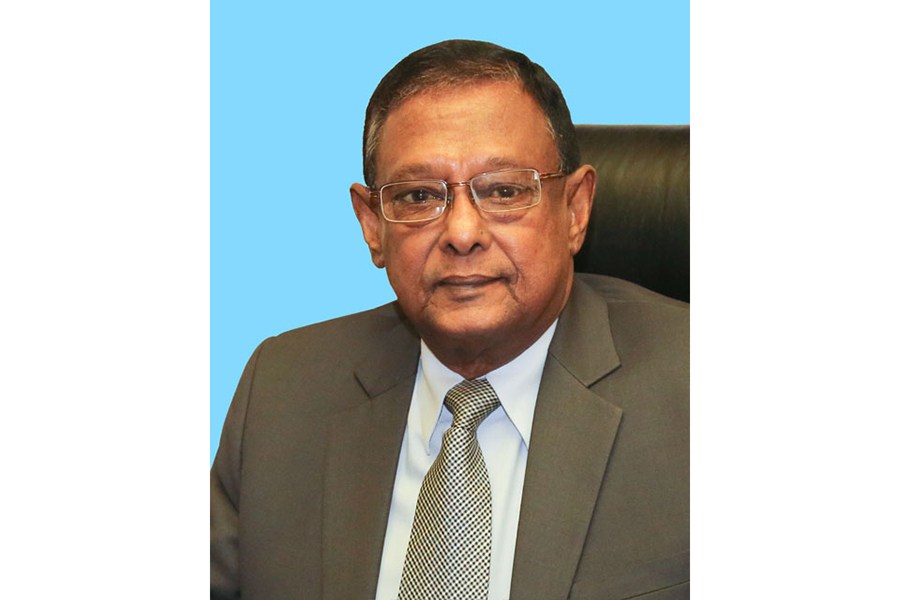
[384,156,525,188]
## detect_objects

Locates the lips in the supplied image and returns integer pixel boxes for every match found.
[438,275,499,287]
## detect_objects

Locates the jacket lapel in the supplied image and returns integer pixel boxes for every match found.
[321,316,419,600]
[510,277,624,600]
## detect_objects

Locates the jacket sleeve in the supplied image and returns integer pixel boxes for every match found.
[210,343,264,599]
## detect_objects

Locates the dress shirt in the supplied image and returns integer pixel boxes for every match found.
[373,320,558,600]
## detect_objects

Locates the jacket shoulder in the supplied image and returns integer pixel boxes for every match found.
[257,301,407,365]
[574,273,688,310]
[574,273,688,351]
[270,301,403,343]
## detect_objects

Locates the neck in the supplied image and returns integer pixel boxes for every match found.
[426,336,543,380]
[422,305,566,380]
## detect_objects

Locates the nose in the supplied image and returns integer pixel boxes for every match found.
[440,184,491,256]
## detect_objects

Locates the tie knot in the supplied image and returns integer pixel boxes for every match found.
[444,378,501,431]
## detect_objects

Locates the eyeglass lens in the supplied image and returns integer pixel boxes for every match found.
[381,169,541,222]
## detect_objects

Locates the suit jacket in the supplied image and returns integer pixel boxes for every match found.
[211,273,689,600]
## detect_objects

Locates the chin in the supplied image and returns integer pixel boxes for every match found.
[426,309,513,343]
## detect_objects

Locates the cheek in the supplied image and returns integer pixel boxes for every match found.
[382,232,432,293]
[506,218,570,277]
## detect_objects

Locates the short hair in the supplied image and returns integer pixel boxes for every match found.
[362,39,580,187]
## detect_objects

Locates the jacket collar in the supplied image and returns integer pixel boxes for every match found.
[353,304,420,398]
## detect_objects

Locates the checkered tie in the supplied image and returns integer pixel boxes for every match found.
[398,378,501,600]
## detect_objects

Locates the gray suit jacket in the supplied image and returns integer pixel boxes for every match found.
[211,273,689,599]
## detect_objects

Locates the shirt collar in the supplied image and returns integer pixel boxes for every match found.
[417,320,558,455]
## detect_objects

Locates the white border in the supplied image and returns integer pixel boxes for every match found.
[2,2,208,595]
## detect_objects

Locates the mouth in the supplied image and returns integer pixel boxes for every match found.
[436,275,501,288]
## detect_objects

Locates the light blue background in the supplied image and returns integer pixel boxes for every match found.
[211,1,690,463]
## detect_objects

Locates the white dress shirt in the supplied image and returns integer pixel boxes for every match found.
[374,321,558,600]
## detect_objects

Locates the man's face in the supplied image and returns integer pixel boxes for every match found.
[351,80,593,369]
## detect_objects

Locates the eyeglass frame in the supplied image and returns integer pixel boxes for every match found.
[368,167,568,223]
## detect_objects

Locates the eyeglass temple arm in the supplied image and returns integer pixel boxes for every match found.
[540,171,568,181]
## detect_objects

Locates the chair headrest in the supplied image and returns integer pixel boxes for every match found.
[574,125,690,303]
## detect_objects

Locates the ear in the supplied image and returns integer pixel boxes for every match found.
[563,165,596,256]
[350,183,385,268]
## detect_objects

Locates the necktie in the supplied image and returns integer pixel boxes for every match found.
[398,378,501,600]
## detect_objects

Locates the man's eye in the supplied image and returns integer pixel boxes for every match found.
[399,188,441,203]
[484,184,525,199]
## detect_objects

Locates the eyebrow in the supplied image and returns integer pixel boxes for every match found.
[387,157,525,183]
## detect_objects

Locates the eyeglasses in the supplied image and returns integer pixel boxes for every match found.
[369,168,567,223]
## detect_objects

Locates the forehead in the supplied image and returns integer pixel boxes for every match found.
[375,80,558,183]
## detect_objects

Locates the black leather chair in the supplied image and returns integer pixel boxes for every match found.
[573,125,690,303]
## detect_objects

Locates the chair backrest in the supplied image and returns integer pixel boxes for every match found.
[573,125,690,303]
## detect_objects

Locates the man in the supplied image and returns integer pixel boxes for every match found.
[211,40,688,600]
